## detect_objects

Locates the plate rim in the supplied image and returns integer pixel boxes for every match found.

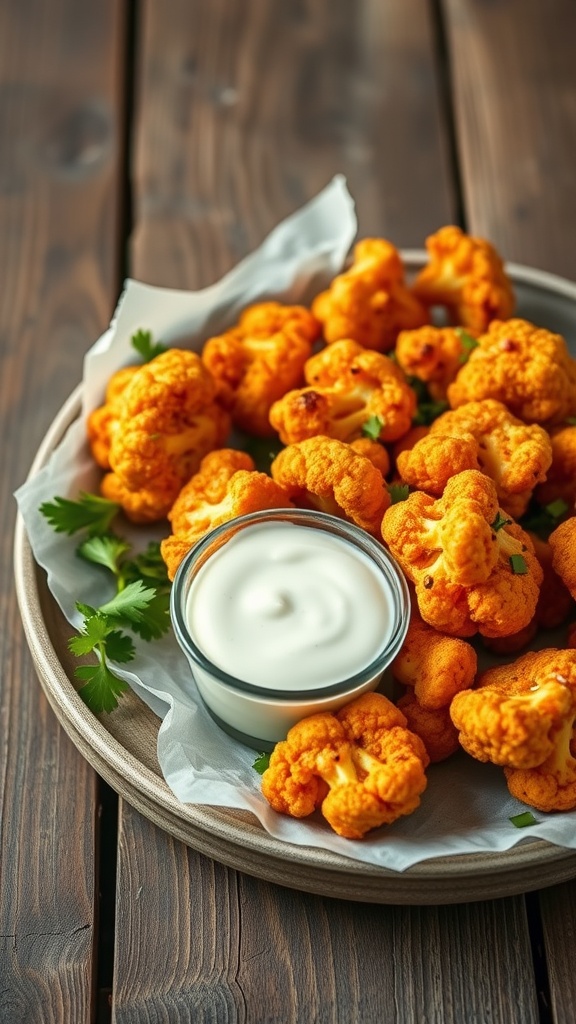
[14,255,576,905]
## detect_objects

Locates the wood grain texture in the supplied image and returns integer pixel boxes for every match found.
[442,0,576,276]
[538,883,576,1024]
[131,0,454,290]
[0,0,126,1020]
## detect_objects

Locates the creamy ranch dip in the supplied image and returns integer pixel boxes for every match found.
[185,521,395,692]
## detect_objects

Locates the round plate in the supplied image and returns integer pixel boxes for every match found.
[14,257,576,905]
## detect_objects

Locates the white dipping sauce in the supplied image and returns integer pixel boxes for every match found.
[185,521,395,692]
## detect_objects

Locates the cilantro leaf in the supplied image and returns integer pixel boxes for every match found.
[74,662,130,714]
[388,483,410,504]
[68,613,110,655]
[120,541,171,594]
[131,328,166,362]
[456,328,479,363]
[510,553,528,575]
[253,751,271,775]
[126,592,171,641]
[78,534,131,575]
[519,497,569,539]
[104,630,137,663]
[510,811,539,828]
[40,493,120,536]
[407,377,449,426]
[98,579,158,624]
[361,415,385,441]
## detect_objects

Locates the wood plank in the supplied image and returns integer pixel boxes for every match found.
[442,0,576,276]
[0,0,126,1020]
[113,0,542,1020]
[114,803,540,1024]
[539,884,576,1024]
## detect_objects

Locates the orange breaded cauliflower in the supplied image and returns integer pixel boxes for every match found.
[450,648,576,812]
[382,469,543,638]
[202,301,320,437]
[412,226,515,333]
[395,325,472,400]
[87,364,141,469]
[160,448,292,579]
[535,425,576,508]
[98,349,231,523]
[349,437,391,477]
[420,399,553,517]
[396,433,479,497]
[391,614,477,710]
[549,518,576,600]
[261,693,429,839]
[270,436,390,536]
[269,339,416,445]
[447,319,576,425]
[396,693,460,763]
[311,238,429,352]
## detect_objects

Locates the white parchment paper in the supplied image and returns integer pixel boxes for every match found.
[15,177,576,871]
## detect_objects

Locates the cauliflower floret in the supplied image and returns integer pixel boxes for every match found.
[271,436,391,537]
[396,693,461,763]
[160,448,292,579]
[202,301,320,437]
[382,469,543,637]
[391,614,477,710]
[396,434,479,497]
[412,226,515,332]
[447,319,576,425]
[420,399,553,517]
[549,518,576,599]
[349,437,391,477]
[395,325,473,400]
[261,693,429,839]
[86,364,142,469]
[270,339,416,445]
[96,349,231,523]
[450,648,576,812]
[535,425,576,508]
[311,238,429,352]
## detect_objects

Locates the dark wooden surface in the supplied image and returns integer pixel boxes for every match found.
[2,1,576,1021]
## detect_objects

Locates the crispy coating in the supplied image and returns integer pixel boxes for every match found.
[396,693,461,763]
[87,365,141,469]
[261,693,429,839]
[349,437,391,477]
[311,238,429,352]
[392,425,430,463]
[202,301,320,437]
[391,614,477,710]
[447,319,576,425]
[382,469,543,637]
[450,648,576,812]
[270,339,416,445]
[160,448,292,579]
[395,325,471,400]
[270,436,390,536]
[396,434,479,497]
[412,226,515,333]
[535,425,576,508]
[426,399,554,516]
[97,349,231,522]
[549,518,576,599]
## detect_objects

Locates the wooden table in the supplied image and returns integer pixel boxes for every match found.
[3,2,576,1021]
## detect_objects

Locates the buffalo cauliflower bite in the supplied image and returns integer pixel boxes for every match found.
[395,325,472,400]
[269,339,416,445]
[549,518,576,599]
[87,364,142,469]
[99,349,231,523]
[450,648,576,812]
[421,399,553,517]
[311,238,428,352]
[349,437,391,477]
[447,319,576,425]
[201,301,320,437]
[270,436,390,536]
[391,614,477,710]
[535,425,576,508]
[160,448,292,579]
[412,226,515,332]
[396,433,479,497]
[382,469,543,637]
[261,693,429,839]
[396,693,461,763]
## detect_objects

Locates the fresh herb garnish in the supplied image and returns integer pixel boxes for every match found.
[509,811,539,828]
[40,493,121,536]
[253,751,271,775]
[388,483,410,504]
[519,498,569,538]
[564,417,576,426]
[408,376,449,426]
[131,328,167,362]
[69,607,134,713]
[456,328,479,363]
[509,553,528,575]
[361,415,385,441]
[491,511,512,533]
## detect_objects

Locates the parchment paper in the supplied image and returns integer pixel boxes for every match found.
[15,177,576,871]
